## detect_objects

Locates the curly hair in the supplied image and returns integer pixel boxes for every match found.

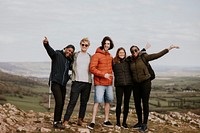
[100,36,114,50]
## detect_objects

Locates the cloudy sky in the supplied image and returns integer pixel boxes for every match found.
[0,0,200,67]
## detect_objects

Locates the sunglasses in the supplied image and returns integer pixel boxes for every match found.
[81,44,89,47]
[131,49,138,53]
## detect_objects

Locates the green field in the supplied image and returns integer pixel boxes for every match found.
[0,70,200,113]
[5,95,47,112]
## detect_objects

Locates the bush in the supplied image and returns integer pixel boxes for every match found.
[0,95,7,101]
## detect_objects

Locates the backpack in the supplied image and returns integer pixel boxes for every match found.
[141,54,155,80]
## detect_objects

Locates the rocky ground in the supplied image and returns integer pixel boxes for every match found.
[0,103,200,133]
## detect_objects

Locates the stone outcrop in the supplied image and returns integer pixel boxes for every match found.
[0,103,199,133]
[0,103,53,132]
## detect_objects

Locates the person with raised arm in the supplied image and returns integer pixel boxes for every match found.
[43,37,75,129]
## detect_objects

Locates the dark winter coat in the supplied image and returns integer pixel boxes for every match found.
[44,44,72,86]
[127,49,169,83]
[113,59,133,87]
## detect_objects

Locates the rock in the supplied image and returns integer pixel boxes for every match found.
[40,127,51,132]
[0,103,200,132]
[16,126,25,132]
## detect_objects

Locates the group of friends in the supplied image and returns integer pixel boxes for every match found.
[43,36,179,132]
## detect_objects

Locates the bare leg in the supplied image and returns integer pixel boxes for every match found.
[91,103,99,123]
[104,102,110,122]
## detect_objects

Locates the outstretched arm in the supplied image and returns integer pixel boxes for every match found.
[145,44,180,61]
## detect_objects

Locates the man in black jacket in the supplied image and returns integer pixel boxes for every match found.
[43,37,75,129]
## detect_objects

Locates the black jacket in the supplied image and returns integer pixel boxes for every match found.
[113,59,133,87]
[44,44,72,86]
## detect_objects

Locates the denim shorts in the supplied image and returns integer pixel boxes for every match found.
[94,85,114,103]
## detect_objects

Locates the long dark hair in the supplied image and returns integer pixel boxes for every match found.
[113,47,126,64]
[100,36,114,50]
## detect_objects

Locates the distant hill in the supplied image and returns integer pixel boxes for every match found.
[153,65,200,77]
[0,62,200,78]
[0,69,46,86]
[0,62,50,78]
[0,69,49,112]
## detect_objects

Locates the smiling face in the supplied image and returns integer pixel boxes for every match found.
[80,41,89,53]
[103,40,111,52]
[80,38,90,53]
[118,49,126,59]
[131,46,139,58]
[64,47,74,58]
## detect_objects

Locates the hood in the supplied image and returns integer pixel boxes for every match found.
[95,47,111,55]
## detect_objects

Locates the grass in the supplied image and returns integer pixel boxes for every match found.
[5,95,48,112]
[1,69,200,113]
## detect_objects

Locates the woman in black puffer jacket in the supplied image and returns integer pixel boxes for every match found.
[113,47,133,129]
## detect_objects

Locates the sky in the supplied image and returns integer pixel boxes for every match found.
[0,0,200,67]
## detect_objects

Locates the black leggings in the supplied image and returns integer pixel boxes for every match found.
[51,82,66,122]
[115,85,132,125]
[133,79,151,124]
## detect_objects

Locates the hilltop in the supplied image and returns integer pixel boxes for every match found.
[0,62,200,132]
[0,103,200,133]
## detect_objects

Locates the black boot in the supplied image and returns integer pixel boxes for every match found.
[53,121,65,129]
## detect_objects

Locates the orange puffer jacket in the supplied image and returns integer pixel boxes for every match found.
[90,47,113,86]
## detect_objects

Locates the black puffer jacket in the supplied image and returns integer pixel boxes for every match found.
[113,59,133,87]
[44,44,72,86]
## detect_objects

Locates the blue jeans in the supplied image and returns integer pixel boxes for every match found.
[94,85,114,103]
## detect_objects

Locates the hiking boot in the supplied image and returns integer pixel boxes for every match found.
[63,121,70,128]
[103,121,113,127]
[122,123,128,129]
[77,118,83,126]
[87,122,95,130]
[53,121,65,129]
[115,124,121,130]
[139,124,148,132]
[132,122,142,129]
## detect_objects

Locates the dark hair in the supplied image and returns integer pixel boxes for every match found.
[65,44,75,51]
[113,47,126,64]
[100,36,114,50]
[130,45,139,53]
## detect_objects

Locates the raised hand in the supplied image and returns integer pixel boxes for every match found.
[43,36,49,45]
[145,42,151,50]
[168,45,180,50]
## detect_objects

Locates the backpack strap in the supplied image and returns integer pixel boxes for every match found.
[140,52,155,80]
[140,53,148,66]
